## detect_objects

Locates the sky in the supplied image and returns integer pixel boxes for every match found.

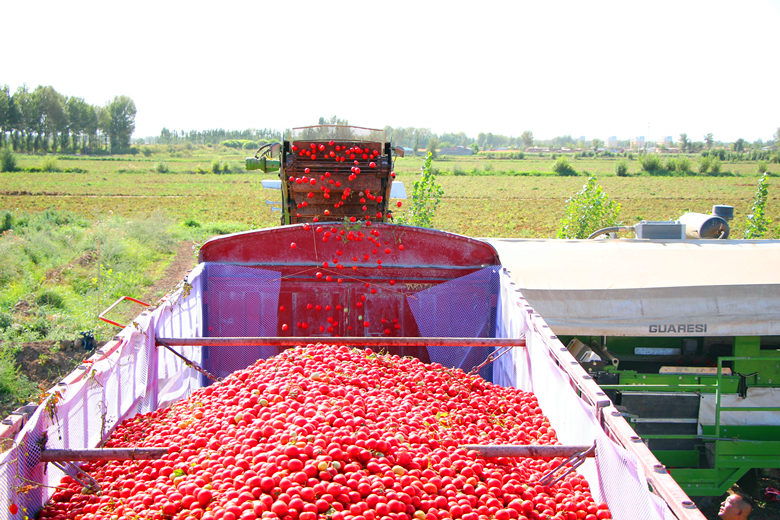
[4,0,779,144]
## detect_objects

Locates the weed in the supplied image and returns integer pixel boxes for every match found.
[155,160,170,173]
[556,175,621,239]
[615,160,629,177]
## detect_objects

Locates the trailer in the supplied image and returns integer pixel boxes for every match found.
[0,126,707,520]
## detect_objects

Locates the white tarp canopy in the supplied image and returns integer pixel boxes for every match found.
[485,238,780,337]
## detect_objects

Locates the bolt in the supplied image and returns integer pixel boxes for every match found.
[682,501,696,509]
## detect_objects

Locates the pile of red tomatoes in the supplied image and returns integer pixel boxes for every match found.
[38,345,610,520]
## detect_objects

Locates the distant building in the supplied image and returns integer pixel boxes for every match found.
[656,136,673,148]
[438,146,474,156]
[607,136,618,148]
[630,136,645,149]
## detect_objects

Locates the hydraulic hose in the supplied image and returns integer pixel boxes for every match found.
[587,226,634,240]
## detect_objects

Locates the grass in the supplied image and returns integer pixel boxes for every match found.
[2,152,779,239]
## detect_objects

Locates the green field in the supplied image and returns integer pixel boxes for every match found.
[2,150,778,238]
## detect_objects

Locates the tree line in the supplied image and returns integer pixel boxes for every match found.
[0,84,136,154]
[153,127,281,146]
[146,115,780,156]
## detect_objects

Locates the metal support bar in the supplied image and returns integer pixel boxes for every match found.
[539,443,596,486]
[98,296,150,328]
[156,337,526,348]
[41,447,169,462]
[49,461,100,493]
[460,444,595,459]
[156,341,220,382]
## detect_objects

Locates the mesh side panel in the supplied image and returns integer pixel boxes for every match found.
[202,264,281,381]
[596,436,674,520]
[408,266,500,380]
[0,408,49,520]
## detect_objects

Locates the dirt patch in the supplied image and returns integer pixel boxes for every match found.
[141,241,197,304]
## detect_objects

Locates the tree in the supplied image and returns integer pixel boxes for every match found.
[426,138,439,160]
[107,95,136,152]
[704,133,714,150]
[96,105,111,150]
[733,138,746,153]
[34,85,67,153]
[591,138,604,152]
[521,130,534,149]
[679,133,689,153]
[556,175,621,239]
[66,96,94,152]
[774,127,780,150]
[0,85,9,148]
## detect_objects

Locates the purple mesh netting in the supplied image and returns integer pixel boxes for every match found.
[202,264,281,382]
[407,266,501,380]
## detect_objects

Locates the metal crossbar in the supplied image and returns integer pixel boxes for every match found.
[155,337,526,348]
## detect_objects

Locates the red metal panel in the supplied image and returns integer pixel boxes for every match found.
[198,224,500,344]
[198,223,500,270]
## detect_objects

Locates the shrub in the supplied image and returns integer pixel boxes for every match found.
[615,160,629,177]
[0,145,17,172]
[758,161,768,174]
[155,160,169,173]
[220,139,258,149]
[396,152,443,228]
[640,154,664,174]
[552,156,577,176]
[35,290,66,309]
[41,156,61,172]
[665,158,677,172]
[0,346,36,398]
[0,211,12,232]
[698,157,711,174]
[677,157,692,174]
[556,175,621,239]
[212,160,222,174]
[709,157,722,174]
[744,172,771,238]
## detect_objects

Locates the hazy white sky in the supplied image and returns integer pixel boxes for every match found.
[5,0,779,143]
